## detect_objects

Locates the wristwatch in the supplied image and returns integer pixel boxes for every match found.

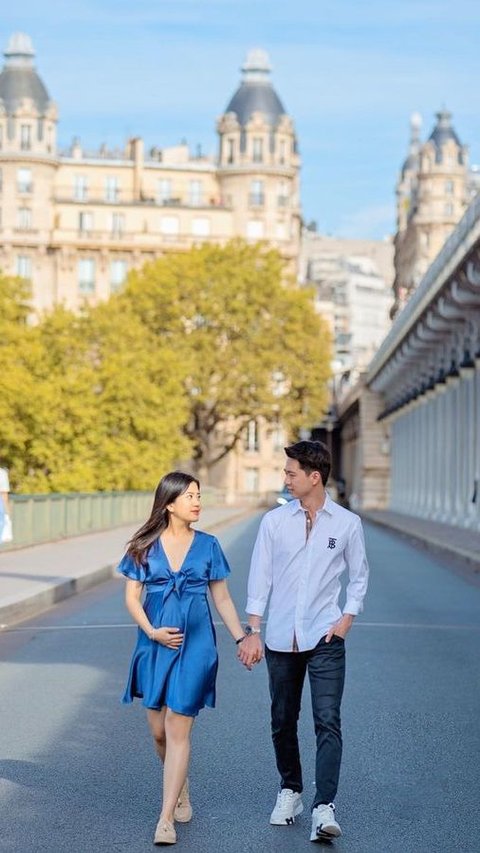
[244,625,261,636]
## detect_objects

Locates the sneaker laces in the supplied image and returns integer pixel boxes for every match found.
[278,789,297,806]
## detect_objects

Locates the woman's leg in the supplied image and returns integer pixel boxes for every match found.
[147,706,167,762]
[159,709,194,823]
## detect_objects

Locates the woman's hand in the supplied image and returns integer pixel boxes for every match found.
[150,627,184,648]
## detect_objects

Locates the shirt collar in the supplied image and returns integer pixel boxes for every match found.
[289,492,335,517]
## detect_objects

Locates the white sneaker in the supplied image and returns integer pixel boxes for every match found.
[310,803,342,841]
[270,788,304,825]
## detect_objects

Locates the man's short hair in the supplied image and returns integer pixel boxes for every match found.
[285,440,331,486]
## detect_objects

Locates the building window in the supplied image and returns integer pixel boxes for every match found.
[78,258,96,292]
[17,208,32,230]
[245,419,259,452]
[191,217,210,236]
[249,180,264,207]
[20,124,32,151]
[79,211,94,233]
[111,213,125,235]
[188,180,203,206]
[157,179,172,204]
[246,219,264,239]
[227,138,235,164]
[272,423,285,451]
[105,176,119,203]
[445,180,454,195]
[16,255,32,279]
[252,137,263,163]
[445,202,454,216]
[279,139,286,164]
[74,175,88,202]
[244,468,259,494]
[160,216,179,235]
[17,168,33,194]
[277,180,289,207]
[110,259,128,291]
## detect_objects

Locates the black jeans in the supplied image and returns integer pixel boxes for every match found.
[265,635,346,809]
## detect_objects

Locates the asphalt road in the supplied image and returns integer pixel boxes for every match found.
[1,513,479,853]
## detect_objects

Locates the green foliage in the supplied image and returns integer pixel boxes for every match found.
[0,243,330,492]
[120,241,331,472]
[0,274,190,492]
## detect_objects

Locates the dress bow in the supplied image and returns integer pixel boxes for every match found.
[162,568,188,603]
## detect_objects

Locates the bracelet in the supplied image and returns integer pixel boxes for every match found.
[235,635,246,645]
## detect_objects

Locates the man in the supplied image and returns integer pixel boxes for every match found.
[238,440,369,843]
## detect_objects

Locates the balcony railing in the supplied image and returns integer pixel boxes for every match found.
[54,187,232,209]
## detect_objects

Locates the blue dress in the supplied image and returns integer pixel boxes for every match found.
[117,530,231,716]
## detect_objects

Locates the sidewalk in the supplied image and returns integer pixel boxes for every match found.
[363,508,480,569]
[0,505,252,629]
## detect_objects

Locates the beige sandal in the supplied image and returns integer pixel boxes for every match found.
[174,778,193,823]
[154,817,176,845]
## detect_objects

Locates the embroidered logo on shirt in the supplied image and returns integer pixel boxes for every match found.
[327,537,337,549]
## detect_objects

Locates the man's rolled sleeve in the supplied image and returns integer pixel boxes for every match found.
[246,514,274,617]
[343,517,369,616]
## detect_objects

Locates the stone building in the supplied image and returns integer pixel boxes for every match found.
[392,109,478,317]
[300,230,394,394]
[0,33,301,499]
[0,35,301,312]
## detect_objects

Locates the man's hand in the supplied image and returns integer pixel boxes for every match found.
[237,633,263,669]
[325,613,354,643]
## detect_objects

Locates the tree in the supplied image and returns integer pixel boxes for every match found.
[0,274,191,492]
[119,241,331,478]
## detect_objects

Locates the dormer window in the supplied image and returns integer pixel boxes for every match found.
[253,137,263,163]
[20,124,32,151]
[227,138,235,164]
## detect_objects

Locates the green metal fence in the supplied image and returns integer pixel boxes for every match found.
[3,491,153,549]
[2,486,224,551]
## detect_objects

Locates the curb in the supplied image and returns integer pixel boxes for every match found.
[363,512,480,570]
[0,507,256,630]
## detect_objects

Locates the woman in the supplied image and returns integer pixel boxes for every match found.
[117,471,249,846]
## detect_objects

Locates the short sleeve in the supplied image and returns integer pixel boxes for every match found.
[208,536,231,581]
[117,552,146,582]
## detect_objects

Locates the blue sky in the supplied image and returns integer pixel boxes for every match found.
[3,1,479,239]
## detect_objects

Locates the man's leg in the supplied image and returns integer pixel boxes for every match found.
[265,646,307,793]
[307,635,346,808]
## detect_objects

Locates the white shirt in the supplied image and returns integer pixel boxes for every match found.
[246,494,369,652]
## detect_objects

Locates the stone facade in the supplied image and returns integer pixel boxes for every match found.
[300,230,394,399]
[0,37,301,312]
[392,110,478,317]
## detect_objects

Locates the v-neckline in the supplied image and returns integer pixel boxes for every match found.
[159,530,196,574]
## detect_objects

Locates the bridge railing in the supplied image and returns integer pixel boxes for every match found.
[3,487,224,550]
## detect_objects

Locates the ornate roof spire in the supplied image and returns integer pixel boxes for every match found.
[4,32,35,68]
[241,48,272,83]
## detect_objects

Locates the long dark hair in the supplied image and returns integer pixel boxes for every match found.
[127,471,200,565]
